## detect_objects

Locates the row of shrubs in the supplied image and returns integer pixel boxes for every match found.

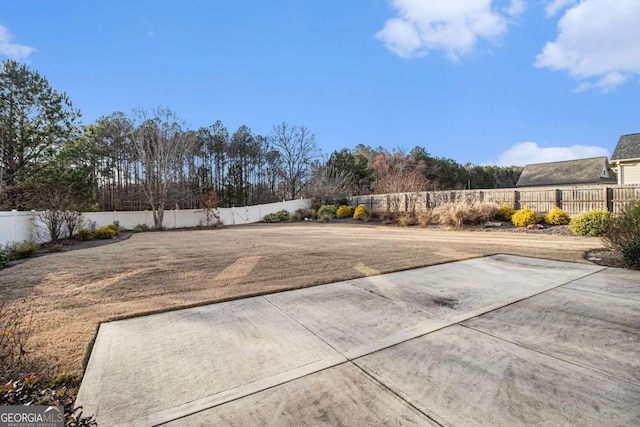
[262,200,640,269]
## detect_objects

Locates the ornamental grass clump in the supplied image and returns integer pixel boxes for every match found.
[353,204,368,220]
[511,207,541,227]
[433,201,498,229]
[417,209,434,227]
[569,210,612,236]
[544,207,571,225]
[336,205,353,219]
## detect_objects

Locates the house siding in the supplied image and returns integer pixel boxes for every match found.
[620,162,640,185]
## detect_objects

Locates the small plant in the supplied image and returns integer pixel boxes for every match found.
[317,213,333,223]
[0,247,8,269]
[353,205,368,220]
[6,241,40,261]
[417,210,434,227]
[46,243,64,253]
[0,300,33,381]
[623,237,640,270]
[569,210,613,236]
[0,373,97,426]
[603,200,640,252]
[77,228,93,241]
[336,205,353,219]
[133,223,149,233]
[289,208,317,222]
[107,223,120,236]
[545,207,571,225]
[263,210,290,223]
[93,226,117,239]
[511,208,541,227]
[495,205,516,222]
[397,212,417,227]
[317,205,338,218]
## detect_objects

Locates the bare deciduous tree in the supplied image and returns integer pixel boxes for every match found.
[371,150,428,212]
[130,108,195,228]
[270,122,318,200]
[306,163,353,205]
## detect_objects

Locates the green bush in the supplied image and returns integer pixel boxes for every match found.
[78,228,93,241]
[336,205,353,219]
[93,226,117,239]
[353,205,368,220]
[603,200,640,251]
[511,208,541,227]
[263,210,290,223]
[623,237,640,270]
[495,205,516,221]
[569,210,613,236]
[6,241,40,261]
[0,247,7,269]
[317,205,338,218]
[133,223,149,233]
[545,207,571,225]
[46,244,64,253]
[107,223,120,236]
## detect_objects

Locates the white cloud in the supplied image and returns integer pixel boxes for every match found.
[535,0,640,91]
[0,25,36,60]
[495,141,609,166]
[507,0,527,17]
[544,0,576,17]
[376,0,524,60]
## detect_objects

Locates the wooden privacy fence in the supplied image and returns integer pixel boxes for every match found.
[348,185,640,216]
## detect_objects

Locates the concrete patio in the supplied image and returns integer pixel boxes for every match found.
[76,255,640,426]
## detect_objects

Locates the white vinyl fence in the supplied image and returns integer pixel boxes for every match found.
[0,199,310,246]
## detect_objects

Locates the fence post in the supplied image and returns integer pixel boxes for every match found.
[606,187,613,212]
[12,209,18,243]
[555,189,561,209]
[513,191,519,209]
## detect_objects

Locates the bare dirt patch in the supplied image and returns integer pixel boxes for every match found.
[0,223,604,381]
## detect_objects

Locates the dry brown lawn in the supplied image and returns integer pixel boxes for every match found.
[0,222,604,381]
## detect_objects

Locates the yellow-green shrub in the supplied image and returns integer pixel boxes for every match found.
[569,210,613,236]
[336,205,353,219]
[544,207,571,225]
[107,223,120,236]
[495,205,516,221]
[353,204,368,220]
[512,208,541,227]
[93,226,117,239]
[317,205,338,218]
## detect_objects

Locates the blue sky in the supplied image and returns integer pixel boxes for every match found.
[1,0,639,166]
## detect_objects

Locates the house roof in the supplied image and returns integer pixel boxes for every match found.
[611,133,640,161]
[516,156,616,187]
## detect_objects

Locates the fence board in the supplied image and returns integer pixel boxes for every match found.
[348,185,640,217]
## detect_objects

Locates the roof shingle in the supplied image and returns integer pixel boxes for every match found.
[612,133,640,161]
[516,157,616,187]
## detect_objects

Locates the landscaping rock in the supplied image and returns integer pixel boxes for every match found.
[484,221,503,228]
[527,224,545,230]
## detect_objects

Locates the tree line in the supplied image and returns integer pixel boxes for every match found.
[0,60,522,227]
